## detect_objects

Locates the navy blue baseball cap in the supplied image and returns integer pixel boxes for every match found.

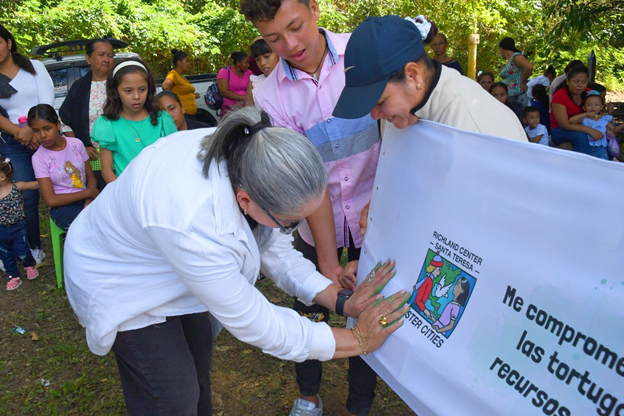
[333,15,425,119]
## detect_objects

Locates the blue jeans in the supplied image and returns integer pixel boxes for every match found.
[0,134,41,250]
[551,127,592,155]
[293,234,378,416]
[589,145,609,160]
[112,312,213,416]
[50,200,85,231]
[0,219,36,278]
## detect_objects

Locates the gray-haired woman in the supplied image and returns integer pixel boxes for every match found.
[63,106,408,415]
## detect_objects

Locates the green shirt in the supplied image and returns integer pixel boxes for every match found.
[91,112,177,175]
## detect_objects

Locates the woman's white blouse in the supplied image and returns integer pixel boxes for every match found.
[0,60,54,123]
[64,128,336,362]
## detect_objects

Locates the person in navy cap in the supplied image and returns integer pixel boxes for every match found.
[333,15,528,234]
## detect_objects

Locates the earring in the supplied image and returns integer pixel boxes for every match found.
[244,208,247,216]
[417,83,423,91]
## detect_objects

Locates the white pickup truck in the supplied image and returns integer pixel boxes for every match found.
[33,38,219,127]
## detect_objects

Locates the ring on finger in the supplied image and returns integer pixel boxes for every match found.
[366,269,375,282]
[379,314,388,326]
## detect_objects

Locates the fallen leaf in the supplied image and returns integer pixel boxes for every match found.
[215,346,232,352]
[213,392,223,408]
[30,332,39,341]
[243,350,252,354]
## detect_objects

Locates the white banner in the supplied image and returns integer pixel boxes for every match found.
[354,121,624,416]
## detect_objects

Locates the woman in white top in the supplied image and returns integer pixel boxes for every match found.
[64,106,408,415]
[0,24,53,264]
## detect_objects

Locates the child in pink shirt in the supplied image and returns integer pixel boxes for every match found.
[29,104,98,230]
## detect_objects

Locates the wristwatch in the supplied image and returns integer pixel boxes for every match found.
[335,289,354,317]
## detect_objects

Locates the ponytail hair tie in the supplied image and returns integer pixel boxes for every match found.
[405,15,432,41]
[245,120,272,136]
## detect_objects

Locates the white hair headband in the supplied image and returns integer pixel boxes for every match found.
[405,15,432,41]
[113,61,148,77]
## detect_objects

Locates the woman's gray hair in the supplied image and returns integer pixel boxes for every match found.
[198,106,328,217]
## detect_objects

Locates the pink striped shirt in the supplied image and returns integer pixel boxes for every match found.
[256,29,381,248]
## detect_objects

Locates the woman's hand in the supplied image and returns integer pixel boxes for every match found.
[14,126,33,145]
[351,290,410,355]
[588,128,604,141]
[520,81,528,92]
[194,93,200,99]
[343,259,397,318]
[86,147,99,161]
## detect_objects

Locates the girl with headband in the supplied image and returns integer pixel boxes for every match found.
[63,106,409,414]
[91,58,177,183]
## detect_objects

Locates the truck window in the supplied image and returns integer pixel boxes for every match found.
[48,68,68,98]
[79,66,90,78]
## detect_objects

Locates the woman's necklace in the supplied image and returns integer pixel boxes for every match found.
[304,40,329,81]
[122,117,145,143]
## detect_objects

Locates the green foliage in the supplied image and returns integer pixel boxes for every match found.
[1,0,622,89]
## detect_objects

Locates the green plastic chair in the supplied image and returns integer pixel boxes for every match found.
[49,218,67,288]
[90,147,101,171]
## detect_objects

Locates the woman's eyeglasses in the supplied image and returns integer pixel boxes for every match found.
[261,207,303,235]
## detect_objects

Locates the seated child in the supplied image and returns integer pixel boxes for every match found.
[530,84,550,131]
[568,90,612,160]
[29,104,99,230]
[0,157,39,290]
[588,82,613,116]
[523,106,549,146]
[245,37,279,107]
[156,91,209,131]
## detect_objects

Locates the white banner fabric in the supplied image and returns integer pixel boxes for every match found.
[353,121,624,416]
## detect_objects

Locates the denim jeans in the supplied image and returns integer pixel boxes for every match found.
[112,312,213,416]
[551,127,592,155]
[589,145,609,160]
[293,234,378,416]
[0,134,41,250]
[0,219,36,278]
[49,200,85,231]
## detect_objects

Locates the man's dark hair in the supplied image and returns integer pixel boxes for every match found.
[544,65,556,78]
[240,0,310,22]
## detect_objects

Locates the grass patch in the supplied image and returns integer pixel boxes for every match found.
[0,206,415,415]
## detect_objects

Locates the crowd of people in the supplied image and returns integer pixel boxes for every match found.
[474,44,623,159]
[0,1,622,414]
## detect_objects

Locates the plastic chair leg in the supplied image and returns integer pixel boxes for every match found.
[49,218,67,288]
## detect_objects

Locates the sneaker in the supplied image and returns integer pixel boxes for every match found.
[31,248,46,267]
[26,266,38,280]
[289,396,323,416]
[6,277,22,291]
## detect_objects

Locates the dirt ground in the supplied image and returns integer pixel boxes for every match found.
[0,212,415,415]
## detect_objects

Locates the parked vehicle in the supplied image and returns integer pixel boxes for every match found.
[32,38,219,127]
